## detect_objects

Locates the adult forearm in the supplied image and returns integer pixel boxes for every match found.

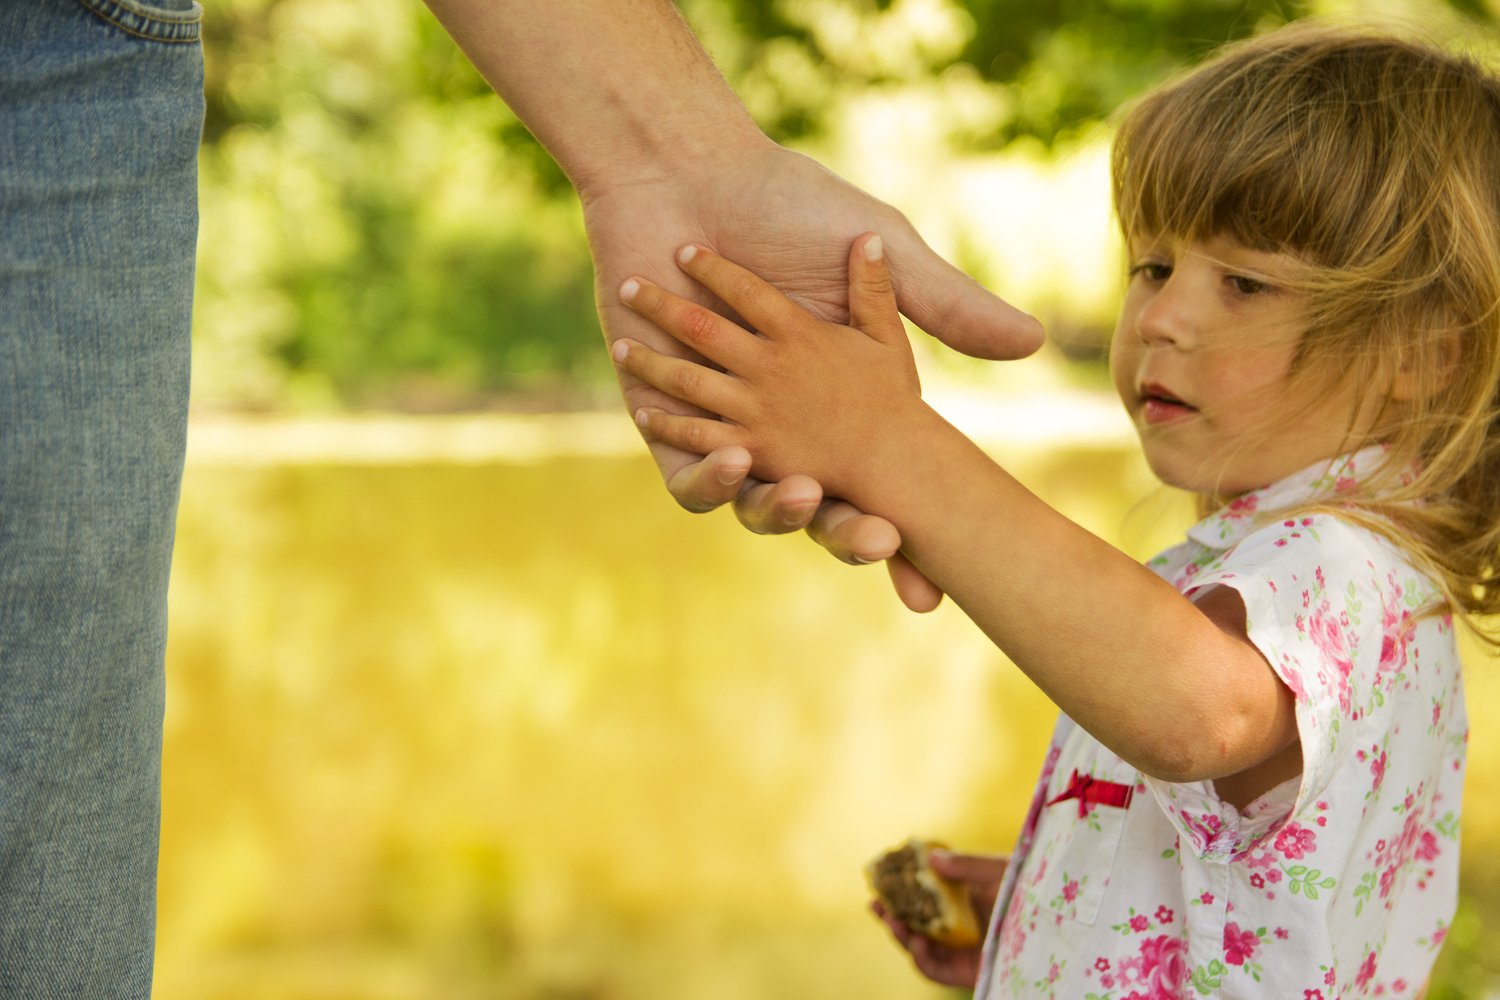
[421,0,771,197]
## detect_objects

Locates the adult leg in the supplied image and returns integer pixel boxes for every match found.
[0,1,203,996]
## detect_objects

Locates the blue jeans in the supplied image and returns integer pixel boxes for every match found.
[0,0,202,996]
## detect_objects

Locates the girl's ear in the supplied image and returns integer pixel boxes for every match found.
[1390,327,1461,402]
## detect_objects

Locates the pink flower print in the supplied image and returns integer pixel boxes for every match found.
[1275,822,1317,860]
[1305,991,1325,1000]
[1096,957,1111,973]
[1381,865,1399,899]
[1200,891,1215,905]
[1416,830,1441,862]
[1223,922,1259,966]
[1225,494,1259,519]
[1380,586,1412,674]
[1306,602,1355,705]
[1130,914,1149,932]
[1184,811,1223,848]
[1356,951,1379,989]
[1062,879,1079,903]
[1155,905,1174,924]
[1336,475,1358,494]
[1131,935,1190,999]
[1265,868,1283,884]
[1370,749,1388,792]
[1048,961,1060,983]
[1250,873,1265,888]
[1281,661,1309,705]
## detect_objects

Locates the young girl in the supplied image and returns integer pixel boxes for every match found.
[611,22,1499,999]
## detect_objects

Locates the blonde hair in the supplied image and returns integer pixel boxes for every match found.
[1111,22,1500,639]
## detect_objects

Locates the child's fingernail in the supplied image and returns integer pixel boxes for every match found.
[612,340,629,363]
[635,409,650,428]
[716,465,748,486]
[677,244,698,266]
[620,278,640,303]
[863,234,883,262]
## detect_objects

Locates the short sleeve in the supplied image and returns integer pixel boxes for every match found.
[1141,514,1413,863]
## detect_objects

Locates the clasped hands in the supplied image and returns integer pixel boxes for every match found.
[612,232,971,611]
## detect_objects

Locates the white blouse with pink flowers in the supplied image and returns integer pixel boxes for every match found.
[975,451,1467,1000]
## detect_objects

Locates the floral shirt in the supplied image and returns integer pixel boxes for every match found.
[975,450,1467,1000]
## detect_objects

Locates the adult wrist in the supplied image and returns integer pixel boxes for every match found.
[572,111,777,206]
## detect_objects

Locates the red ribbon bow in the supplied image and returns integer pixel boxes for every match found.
[1045,769,1135,818]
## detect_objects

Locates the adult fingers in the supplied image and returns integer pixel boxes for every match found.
[887,554,944,613]
[733,477,824,535]
[806,500,900,565]
[664,445,752,514]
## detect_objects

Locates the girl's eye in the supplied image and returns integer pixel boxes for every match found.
[1227,274,1270,295]
[1130,261,1171,282]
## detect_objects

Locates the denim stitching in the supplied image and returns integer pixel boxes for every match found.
[78,0,202,44]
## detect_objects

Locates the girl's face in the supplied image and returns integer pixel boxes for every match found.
[1110,235,1373,497]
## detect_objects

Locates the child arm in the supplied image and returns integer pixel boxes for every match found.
[614,238,1298,789]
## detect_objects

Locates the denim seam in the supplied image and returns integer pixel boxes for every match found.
[77,0,202,44]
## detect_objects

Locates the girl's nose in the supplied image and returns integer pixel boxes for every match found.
[1135,277,1195,349]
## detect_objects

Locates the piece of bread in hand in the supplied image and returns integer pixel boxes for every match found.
[865,837,982,948]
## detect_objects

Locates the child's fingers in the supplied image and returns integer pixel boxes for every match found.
[635,407,747,458]
[618,276,760,374]
[614,339,746,422]
[847,232,907,347]
[674,244,814,341]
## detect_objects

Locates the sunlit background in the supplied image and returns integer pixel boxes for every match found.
[159,0,1500,996]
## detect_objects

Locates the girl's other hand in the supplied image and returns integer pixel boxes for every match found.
[872,849,1008,988]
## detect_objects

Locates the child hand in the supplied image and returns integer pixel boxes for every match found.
[612,233,923,504]
[872,849,1008,988]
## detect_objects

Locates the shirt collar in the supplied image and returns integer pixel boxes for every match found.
[1184,445,1391,550]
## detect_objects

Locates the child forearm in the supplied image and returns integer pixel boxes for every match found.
[851,401,1293,784]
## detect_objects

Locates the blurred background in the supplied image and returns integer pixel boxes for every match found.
[160,0,1500,996]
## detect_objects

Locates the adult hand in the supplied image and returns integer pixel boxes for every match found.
[872,848,1008,988]
[584,142,1041,610]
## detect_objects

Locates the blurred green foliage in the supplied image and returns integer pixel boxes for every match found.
[191,0,1499,411]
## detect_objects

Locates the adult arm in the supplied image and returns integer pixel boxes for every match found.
[420,0,1043,607]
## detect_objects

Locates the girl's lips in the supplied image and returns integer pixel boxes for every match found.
[1142,397,1197,424]
[1139,382,1196,425]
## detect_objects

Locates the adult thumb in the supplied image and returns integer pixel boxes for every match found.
[887,226,1045,361]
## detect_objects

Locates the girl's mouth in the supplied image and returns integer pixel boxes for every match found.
[1140,384,1196,424]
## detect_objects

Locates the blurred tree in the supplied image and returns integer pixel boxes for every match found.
[190,0,1500,410]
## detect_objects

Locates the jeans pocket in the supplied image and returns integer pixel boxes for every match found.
[79,0,202,44]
